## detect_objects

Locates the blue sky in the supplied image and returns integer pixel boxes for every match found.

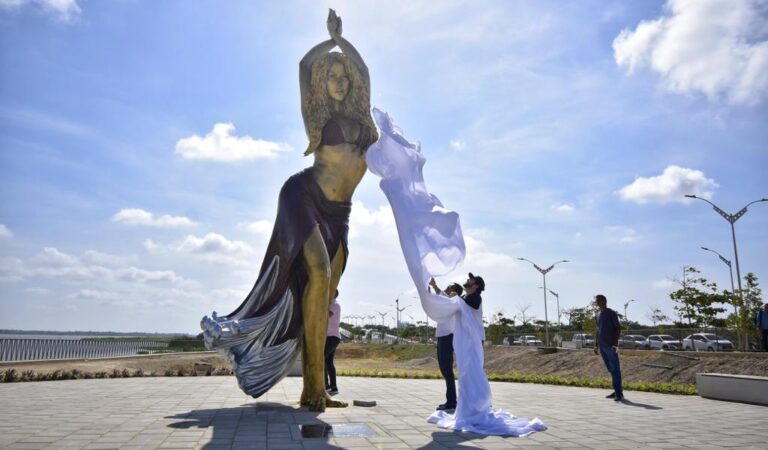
[1,0,766,333]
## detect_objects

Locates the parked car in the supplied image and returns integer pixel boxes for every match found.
[520,335,543,346]
[647,334,682,350]
[571,334,595,348]
[682,333,734,352]
[619,335,649,349]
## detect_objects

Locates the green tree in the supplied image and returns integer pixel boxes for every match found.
[485,311,515,344]
[565,306,596,332]
[646,305,670,327]
[669,266,727,329]
[731,273,763,350]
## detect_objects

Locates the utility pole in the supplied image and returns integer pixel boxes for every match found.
[519,258,569,346]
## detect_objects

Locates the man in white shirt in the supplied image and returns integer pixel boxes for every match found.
[429,280,463,412]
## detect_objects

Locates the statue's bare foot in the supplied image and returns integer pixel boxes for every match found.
[325,396,347,408]
[305,393,326,412]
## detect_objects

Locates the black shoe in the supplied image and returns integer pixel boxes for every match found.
[436,403,456,411]
[606,392,616,399]
[328,388,339,395]
[614,395,624,402]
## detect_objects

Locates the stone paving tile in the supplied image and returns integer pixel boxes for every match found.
[1,376,767,449]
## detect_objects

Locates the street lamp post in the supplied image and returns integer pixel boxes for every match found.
[701,246,738,349]
[701,247,737,315]
[685,195,766,301]
[377,311,388,326]
[623,299,635,328]
[686,195,766,350]
[395,298,410,343]
[518,258,570,346]
[540,287,562,327]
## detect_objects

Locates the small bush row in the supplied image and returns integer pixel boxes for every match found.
[338,368,696,395]
[0,366,233,382]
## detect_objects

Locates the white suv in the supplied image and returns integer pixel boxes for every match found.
[647,334,682,350]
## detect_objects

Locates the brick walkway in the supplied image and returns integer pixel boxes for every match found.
[1,376,766,449]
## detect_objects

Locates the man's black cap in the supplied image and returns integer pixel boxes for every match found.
[468,273,485,292]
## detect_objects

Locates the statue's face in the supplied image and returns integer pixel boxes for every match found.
[326,62,350,102]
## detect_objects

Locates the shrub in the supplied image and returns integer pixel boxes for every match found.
[3,369,18,382]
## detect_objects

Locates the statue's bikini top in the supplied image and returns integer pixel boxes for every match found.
[321,118,375,150]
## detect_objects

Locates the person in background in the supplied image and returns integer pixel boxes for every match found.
[325,290,342,395]
[756,303,768,352]
[593,294,623,401]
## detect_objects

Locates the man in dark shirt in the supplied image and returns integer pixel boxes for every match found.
[593,294,623,401]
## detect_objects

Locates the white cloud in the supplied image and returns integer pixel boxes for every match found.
[113,267,193,286]
[82,250,130,266]
[168,233,254,266]
[618,165,718,204]
[0,224,13,238]
[553,204,575,213]
[449,139,465,151]
[0,257,25,282]
[604,226,639,244]
[30,247,79,267]
[176,233,252,256]
[71,289,120,302]
[25,287,50,295]
[175,123,290,162]
[112,208,197,228]
[238,220,273,235]
[143,233,255,266]
[3,246,197,287]
[349,201,396,239]
[0,0,81,21]
[613,0,768,105]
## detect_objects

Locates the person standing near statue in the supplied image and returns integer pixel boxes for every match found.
[593,294,623,401]
[325,290,342,395]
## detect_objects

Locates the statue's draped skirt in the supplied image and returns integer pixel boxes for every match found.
[201,167,350,398]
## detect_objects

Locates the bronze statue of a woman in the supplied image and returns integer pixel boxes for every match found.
[201,9,377,412]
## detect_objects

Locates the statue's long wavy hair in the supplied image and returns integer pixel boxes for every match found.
[302,52,378,156]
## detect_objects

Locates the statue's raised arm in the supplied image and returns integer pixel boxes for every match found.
[300,9,376,156]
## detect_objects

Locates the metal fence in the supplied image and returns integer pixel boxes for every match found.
[0,338,173,362]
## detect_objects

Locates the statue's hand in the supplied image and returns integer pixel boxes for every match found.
[327,8,342,39]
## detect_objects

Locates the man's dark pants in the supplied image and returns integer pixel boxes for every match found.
[436,334,457,408]
[324,336,341,390]
[762,329,768,352]
[599,344,623,398]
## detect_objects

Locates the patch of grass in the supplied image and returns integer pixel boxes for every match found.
[338,368,696,395]
[337,343,435,361]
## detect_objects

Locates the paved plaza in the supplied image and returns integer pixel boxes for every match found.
[1,376,766,449]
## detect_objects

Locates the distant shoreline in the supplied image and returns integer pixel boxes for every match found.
[0,329,193,338]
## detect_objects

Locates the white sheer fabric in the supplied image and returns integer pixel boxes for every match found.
[366,108,547,437]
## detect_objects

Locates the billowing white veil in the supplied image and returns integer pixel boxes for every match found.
[366,108,547,436]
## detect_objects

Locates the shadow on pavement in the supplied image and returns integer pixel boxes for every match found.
[417,431,489,449]
[619,398,663,410]
[166,402,330,449]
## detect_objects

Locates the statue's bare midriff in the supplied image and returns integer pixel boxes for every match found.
[313,142,367,202]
